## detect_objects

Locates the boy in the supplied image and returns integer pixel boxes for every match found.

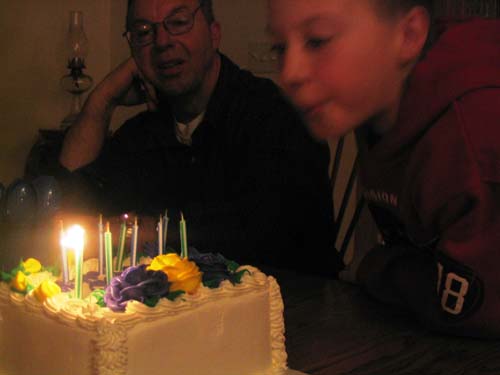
[268,0,500,337]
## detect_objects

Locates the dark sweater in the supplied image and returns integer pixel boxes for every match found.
[61,54,341,276]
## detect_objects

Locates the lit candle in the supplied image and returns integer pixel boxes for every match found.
[131,217,139,267]
[104,222,113,285]
[59,220,69,284]
[116,216,127,271]
[98,214,104,276]
[63,225,85,299]
[157,215,163,256]
[162,209,169,253]
[180,212,188,259]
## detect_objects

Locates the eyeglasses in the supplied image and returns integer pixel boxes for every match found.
[123,5,202,47]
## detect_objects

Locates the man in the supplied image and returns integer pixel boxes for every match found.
[58,0,341,275]
[268,0,500,336]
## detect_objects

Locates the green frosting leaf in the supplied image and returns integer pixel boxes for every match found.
[231,269,250,284]
[11,265,23,276]
[226,260,240,273]
[1,271,12,282]
[203,279,221,289]
[2,262,26,282]
[144,295,161,308]
[166,290,185,301]
[91,289,106,308]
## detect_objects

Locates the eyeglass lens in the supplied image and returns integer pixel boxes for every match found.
[127,6,200,46]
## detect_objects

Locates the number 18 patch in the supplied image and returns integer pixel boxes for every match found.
[436,252,484,321]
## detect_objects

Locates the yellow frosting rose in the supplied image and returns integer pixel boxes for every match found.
[33,280,62,303]
[23,258,42,274]
[11,271,27,292]
[148,253,202,294]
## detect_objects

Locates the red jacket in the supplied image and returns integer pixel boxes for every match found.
[356,18,500,338]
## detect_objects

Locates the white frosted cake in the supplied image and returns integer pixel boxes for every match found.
[0,254,287,375]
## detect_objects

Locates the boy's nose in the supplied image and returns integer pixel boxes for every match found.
[279,46,308,93]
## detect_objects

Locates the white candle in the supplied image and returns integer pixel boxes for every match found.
[131,217,139,267]
[59,221,69,284]
[157,215,163,256]
[105,222,113,285]
[162,209,169,253]
[63,225,85,299]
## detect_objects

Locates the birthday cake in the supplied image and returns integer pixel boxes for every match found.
[0,251,287,375]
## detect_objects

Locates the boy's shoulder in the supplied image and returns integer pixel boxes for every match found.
[407,86,500,208]
[455,87,500,183]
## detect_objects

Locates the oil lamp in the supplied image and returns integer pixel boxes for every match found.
[60,11,93,129]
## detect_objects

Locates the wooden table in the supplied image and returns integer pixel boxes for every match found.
[264,267,500,375]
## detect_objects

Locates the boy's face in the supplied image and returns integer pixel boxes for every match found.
[268,0,407,139]
[129,0,220,97]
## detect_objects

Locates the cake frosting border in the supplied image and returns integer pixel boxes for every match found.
[0,264,287,375]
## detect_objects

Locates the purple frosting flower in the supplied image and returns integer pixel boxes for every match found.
[56,272,107,293]
[56,280,73,293]
[104,265,170,312]
[188,248,234,287]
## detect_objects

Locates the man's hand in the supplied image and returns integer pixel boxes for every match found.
[60,57,157,171]
[90,57,157,112]
[103,58,158,111]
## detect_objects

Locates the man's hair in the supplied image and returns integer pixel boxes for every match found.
[126,0,215,26]
[199,0,215,24]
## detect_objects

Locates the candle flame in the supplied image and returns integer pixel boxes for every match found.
[60,225,85,254]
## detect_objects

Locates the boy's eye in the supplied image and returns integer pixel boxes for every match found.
[305,37,331,50]
[270,43,286,57]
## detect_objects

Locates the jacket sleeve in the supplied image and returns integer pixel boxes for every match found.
[357,182,500,338]
[357,90,500,338]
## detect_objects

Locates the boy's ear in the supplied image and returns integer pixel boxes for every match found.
[397,6,430,65]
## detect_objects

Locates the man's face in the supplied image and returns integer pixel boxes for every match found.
[268,0,405,139]
[128,0,220,97]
